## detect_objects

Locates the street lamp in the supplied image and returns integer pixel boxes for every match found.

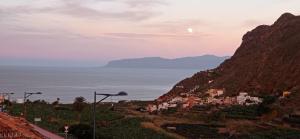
[23,92,42,118]
[93,91,127,139]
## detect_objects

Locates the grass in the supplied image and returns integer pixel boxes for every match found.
[221,105,259,120]
[8,101,300,139]
[162,123,228,139]
[237,128,300,139]
[7,102,173,139]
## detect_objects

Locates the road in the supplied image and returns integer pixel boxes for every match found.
[30,124,64,139]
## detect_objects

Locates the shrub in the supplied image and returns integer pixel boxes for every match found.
[221,105,259,120]
[161,107,177,115]
[257,95,277,115]
[68,124,93,139]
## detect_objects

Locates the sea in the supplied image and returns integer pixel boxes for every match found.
[0,66,198,103]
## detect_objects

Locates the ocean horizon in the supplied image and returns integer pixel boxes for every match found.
[0,66,198,103]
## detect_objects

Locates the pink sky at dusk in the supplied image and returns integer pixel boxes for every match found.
[0,0,299,66]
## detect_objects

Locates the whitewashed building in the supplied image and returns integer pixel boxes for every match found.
[147,104,158,112]
[237,92,249,105]
[168,104,177,108]
[237,92,262,105]
[170,97,184,103]
[207,89,224,98]
[182,103,189,108]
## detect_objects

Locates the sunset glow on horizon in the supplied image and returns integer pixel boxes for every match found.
[0,0,299,66]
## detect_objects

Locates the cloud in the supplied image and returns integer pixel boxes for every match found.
[56,1,160,21]
[143,19,209,34]
[60,0,166,20]
[0,5,55,20]
[147,19,207,28]
[0,0,166,21]
[0,0,167,39]
[124,0,168,8]
[103,32,207,39]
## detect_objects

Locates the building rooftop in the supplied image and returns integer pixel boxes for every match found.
[0,112,44,139]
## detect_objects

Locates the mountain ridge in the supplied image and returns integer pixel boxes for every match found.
[159,13,300,104]
[104,55,230,69]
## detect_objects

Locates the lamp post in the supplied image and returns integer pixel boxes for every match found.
[93,91,127,139]
[23,92,42,118]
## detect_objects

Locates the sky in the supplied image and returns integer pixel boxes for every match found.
[0,0,299,67]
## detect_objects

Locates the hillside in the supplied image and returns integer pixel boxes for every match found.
[104,55,229,69]
[160,13,300,102]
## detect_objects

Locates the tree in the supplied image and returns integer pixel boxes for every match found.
[52,98,60,106]
[3,99,12,106]
[257,95,277,116]
[60,124,92,139]
[70,124,92,139]
[73,96,87,121]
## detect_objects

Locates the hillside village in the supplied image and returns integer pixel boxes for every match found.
[147,85,292,113]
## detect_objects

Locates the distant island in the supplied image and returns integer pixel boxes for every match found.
[104,55,230,69]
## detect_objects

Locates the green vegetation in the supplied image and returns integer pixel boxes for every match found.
[161,107,177,115]
[221,105,259,120]
[72,96,88,121]
[64,124,92,139]
[220,96,278,120]
[8,100,173,139]
[6,96,300,139]
[238,128,300,139]
[162,123,227,139]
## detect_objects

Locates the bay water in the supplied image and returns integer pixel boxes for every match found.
[0,66,198,103]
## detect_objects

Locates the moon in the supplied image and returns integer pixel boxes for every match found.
[187,28,193,33]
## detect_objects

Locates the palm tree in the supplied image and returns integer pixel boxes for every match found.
[73,96,87,122]
[52,98,60,106]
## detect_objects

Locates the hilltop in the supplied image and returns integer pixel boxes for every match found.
[160,13,300,107]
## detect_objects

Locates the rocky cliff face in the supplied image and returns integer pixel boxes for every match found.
[159,13,300,101]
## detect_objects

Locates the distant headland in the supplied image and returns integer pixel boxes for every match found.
[104,55,230,70]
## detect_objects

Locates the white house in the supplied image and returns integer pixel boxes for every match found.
[224,97,236,105]
[176,85,184,89]
[180,93,190,97]
[170,97,184,103]
[237,92,262,105]
[206,97,213,103]
[207,89,224,98]
[168,104,177,108]
[217,90,224,96]
[147,104,157,112]
[182,103,189,108]
[187,85,200,94]
[158,103,169,110]
[246,97,263,105]
[237,92,249,105]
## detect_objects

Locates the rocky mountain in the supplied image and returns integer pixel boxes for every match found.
[159,13,300,102]
[104,55,229,69]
